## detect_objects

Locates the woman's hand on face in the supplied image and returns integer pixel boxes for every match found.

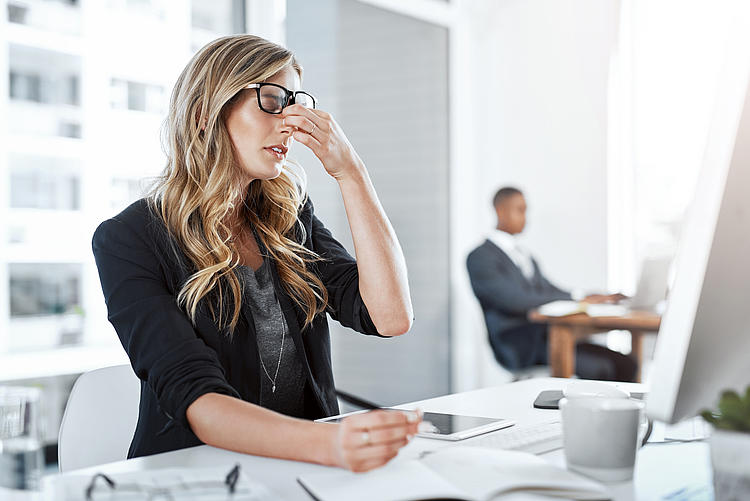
[332,409,422,473]
[281,104,363,181]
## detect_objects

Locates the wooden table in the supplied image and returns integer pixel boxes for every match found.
[528,309,661,382]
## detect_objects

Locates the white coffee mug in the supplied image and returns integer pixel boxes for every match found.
[559,396,645,482]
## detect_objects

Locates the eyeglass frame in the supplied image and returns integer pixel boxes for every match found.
[244,82,317,114]
[84,463,241,500]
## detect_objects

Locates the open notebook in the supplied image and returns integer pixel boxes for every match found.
[298,447,610,501]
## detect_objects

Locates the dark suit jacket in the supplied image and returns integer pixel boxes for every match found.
[466,239,570,368]
[92,197,382,458]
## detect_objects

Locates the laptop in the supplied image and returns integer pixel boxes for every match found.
[585,255,672,317]
[623,255,672,310]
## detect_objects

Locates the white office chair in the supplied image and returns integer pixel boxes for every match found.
[476,326,550,385]
[58,364,141,472]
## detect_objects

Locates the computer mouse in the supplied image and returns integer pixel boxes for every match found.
[562,380,630,399]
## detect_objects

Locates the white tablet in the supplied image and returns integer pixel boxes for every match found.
[318,411,514,441]
[413,411,515,441]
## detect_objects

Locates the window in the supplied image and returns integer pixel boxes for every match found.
[607,1,743,291]
[110,78,165,113]
[108,0,166,20]
[9,72,42,102]
[10,162,80,210]
[8,263,85,352]
[10,71,79,106]
[8,45,83,139]
[190,0,245,51]
[2,1,249,359]
[7,3,30,24]
[58,120,81,138]
[7,0,81,35]
[191,0,244,33]
[111,178,144,211]
[10,263,82,317]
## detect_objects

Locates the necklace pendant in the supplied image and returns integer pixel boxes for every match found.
[272,384,276,393]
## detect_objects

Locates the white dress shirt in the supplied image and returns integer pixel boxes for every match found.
[487,230,535,281]
[487,230,582,300]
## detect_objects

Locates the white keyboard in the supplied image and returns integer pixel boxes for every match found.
[461,419,563,455]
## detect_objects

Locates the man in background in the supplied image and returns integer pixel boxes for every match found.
[466,187,636,381]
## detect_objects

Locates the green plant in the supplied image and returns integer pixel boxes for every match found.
[701,386,750,432]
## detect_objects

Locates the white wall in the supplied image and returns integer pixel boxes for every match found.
[452,0,621,391]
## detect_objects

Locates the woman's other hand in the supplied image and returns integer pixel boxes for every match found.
[281,104,363,180]
[331,409,422,473]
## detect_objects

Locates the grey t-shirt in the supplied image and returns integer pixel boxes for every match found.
[238,260,306,417]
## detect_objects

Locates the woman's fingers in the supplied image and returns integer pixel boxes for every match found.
[282,104,325,129]
[365,425,414,445]
[280,104,363,179]
[281,105,336,158]
[334,410,423,472]
[291,130,321,149]
[347,438,405,472]
[355,437,408,461]
[341,410,420,448]
[348,409,418,430]
[340,423,412,450]
[282,115,319,137]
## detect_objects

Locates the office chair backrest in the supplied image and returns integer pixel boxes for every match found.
[58,364,140,472]
[475,323,550,386]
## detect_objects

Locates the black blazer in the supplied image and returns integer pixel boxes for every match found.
[92,197,382,458]
[466,239,570,343]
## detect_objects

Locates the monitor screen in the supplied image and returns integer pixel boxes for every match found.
[646,15,750,423]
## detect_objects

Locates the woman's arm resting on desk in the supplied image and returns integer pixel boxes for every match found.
[186,393,420,472]
[283,105,413,336]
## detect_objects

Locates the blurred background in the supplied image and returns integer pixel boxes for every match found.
[0,0,743,467]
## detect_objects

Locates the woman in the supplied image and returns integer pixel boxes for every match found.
[92,34,418,473]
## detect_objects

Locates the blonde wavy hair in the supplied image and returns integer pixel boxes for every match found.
[149,34,327,333]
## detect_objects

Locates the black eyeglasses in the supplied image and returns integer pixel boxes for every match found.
[244,82,316,114]
[84,463,242,500]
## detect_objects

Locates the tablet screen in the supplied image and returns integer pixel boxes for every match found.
[420,412,502,435]
[317,410,512,439]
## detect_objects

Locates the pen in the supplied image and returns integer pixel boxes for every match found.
[335,389,437,432]
[335,389,385,410]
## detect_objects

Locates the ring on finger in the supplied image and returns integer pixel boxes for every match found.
[310,123,317,135]
[361,430,370,446]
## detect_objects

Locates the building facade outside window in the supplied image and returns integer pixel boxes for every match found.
[0,0,259,455]
[0,0,248,366]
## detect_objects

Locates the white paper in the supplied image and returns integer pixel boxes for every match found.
[538,300,585,317]
[585,304,628,317]
[422,447,610,500]
[298,447,610,501]
[298,460,469,501]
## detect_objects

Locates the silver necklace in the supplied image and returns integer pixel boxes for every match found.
[259,320,285,393]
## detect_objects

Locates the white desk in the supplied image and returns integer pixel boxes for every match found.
[5,378,713,500]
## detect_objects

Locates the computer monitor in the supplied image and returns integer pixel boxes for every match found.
[646,28,750,424]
